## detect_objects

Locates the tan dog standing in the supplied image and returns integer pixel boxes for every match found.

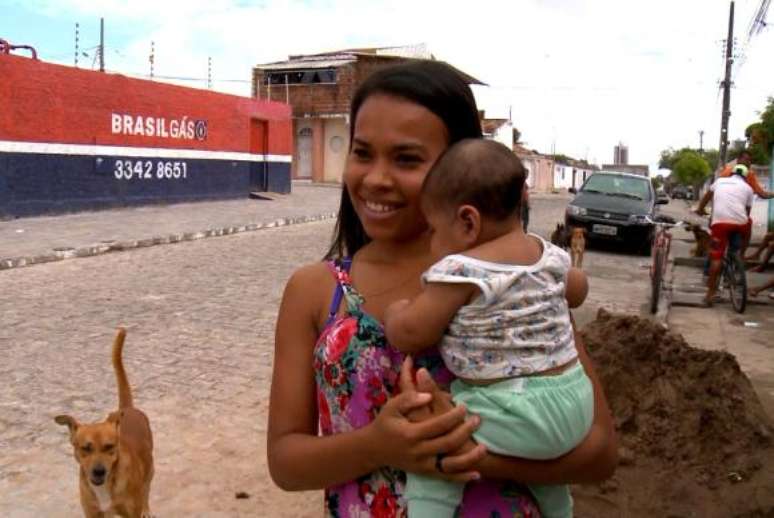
[55,328,154,518]
[570,227,587,268]
[685,223,711,258]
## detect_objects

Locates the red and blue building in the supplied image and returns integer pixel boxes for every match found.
[0,50,292,218]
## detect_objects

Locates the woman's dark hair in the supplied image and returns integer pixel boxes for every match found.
[324,60,483,259]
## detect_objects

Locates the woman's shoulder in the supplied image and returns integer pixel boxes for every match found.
[282,261,338,315]
[287,260,333,285]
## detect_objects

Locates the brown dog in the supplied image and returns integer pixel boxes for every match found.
[550,223,569,250]
[570,227,587,268]
[685,223,711,258]
[55,328,154,518]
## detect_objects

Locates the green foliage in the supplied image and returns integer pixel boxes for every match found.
[659,147,719,176]
[738,97,774,164]
[651,175,664,189]
[672,151,711,186]
[550,154,573,164]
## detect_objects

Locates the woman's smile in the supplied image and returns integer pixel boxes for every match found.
[360,197,404,218]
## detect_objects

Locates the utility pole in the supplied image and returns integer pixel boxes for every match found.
[74,22,79,67]
[718,1,735,166]
[149,41,154,78]
[699,130,704,151]
[99,17,105,72]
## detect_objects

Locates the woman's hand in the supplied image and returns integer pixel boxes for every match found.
[389,357,487,478]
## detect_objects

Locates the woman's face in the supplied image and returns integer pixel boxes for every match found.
[344,94,449,244]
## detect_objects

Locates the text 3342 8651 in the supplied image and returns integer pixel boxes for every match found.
[113,159,188,180]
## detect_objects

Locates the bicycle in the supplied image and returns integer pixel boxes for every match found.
[690,216,748,313]
[647,216,686,314]
[719,231,747,313]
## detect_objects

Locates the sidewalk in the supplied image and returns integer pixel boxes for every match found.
[0,183,342,270]
[664,200,774,414]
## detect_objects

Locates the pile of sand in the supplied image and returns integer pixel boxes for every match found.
[574,309,774,517]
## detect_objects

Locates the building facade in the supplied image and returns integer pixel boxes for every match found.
[614,142,629,165]
[601,164,649,176]
[1,52,292,218]
[513,145,555,192]
[252,45,481,184]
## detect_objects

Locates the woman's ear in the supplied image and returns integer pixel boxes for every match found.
[456,205,481,243]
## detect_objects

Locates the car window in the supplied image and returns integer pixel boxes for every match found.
[582,175,651,200]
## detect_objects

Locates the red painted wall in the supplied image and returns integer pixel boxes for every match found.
[0,54,292,155]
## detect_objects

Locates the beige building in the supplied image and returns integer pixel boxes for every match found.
[513,145,555,192]
[253,45,481,183]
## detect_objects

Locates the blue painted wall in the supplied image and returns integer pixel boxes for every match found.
[0,152,291,219]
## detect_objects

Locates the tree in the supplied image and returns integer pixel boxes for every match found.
[651,175,664,190]
[672,151,711,187]
[741,97,774,165]
[660,147,720,171]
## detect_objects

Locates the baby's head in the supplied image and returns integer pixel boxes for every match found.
[421,139,526,257]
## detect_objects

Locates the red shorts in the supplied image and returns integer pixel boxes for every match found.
[710,222,748,260]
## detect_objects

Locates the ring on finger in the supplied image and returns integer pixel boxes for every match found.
[435,452,447,473]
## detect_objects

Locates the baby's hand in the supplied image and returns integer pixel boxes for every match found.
[384,298,411,325]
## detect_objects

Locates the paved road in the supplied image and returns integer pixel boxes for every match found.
[0,194,664,516]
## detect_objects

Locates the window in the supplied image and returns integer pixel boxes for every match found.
[264,68,337,85]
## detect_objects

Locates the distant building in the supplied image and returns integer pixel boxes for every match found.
[481,114,514,149]
[601,164,649,176]
[252,45,482,183]
[554,159,596,190]
[513,144,554,192]
[614,142,629,165]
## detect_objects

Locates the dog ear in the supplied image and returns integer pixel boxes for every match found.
[55,415,79,436]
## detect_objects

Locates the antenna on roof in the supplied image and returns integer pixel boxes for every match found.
[74,22,79,67]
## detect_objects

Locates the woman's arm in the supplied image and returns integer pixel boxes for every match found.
[267,265,485,491]
[414,321,618,484]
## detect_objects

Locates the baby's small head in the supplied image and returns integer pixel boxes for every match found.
[421,139,526,256]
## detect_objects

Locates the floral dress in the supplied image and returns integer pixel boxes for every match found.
[313,259,541,518]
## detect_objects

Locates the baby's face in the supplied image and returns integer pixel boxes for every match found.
[424,206,469,259]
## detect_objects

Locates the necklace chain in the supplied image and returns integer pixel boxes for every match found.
[356,265,425,299]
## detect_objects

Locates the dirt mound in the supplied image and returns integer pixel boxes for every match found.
[574,309,774,517]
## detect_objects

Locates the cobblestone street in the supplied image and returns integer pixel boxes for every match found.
[0,222,332,517]
[0,195,666,516]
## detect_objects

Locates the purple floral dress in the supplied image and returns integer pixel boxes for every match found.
[313,259,541,517]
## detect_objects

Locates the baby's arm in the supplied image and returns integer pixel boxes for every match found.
[565,267,588,308]
[384,282,477,354]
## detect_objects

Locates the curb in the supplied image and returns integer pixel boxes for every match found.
[655,258,675,326]
[0,212,337,272]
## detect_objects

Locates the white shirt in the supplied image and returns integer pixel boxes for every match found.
[422,236,577,380]
[710,175,754,226]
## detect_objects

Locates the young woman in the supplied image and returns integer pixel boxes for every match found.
[268,60,618,517]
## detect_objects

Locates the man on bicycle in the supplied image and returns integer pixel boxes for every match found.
[696,164,755,306]
[717,150,774,254]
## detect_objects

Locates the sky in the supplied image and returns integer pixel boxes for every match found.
[2,0,773,175]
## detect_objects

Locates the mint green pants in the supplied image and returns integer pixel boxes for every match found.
[406,363,594,518]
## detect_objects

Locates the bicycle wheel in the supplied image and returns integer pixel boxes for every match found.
[726,252,747,313]
[650,248,665,314]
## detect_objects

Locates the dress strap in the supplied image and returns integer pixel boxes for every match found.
[325,258,352,326]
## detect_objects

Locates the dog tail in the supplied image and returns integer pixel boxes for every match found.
[112,327,134,409]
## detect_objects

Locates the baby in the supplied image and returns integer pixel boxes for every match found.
[384,139,592,518]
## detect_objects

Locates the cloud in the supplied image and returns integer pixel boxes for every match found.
[20,0,774,171]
